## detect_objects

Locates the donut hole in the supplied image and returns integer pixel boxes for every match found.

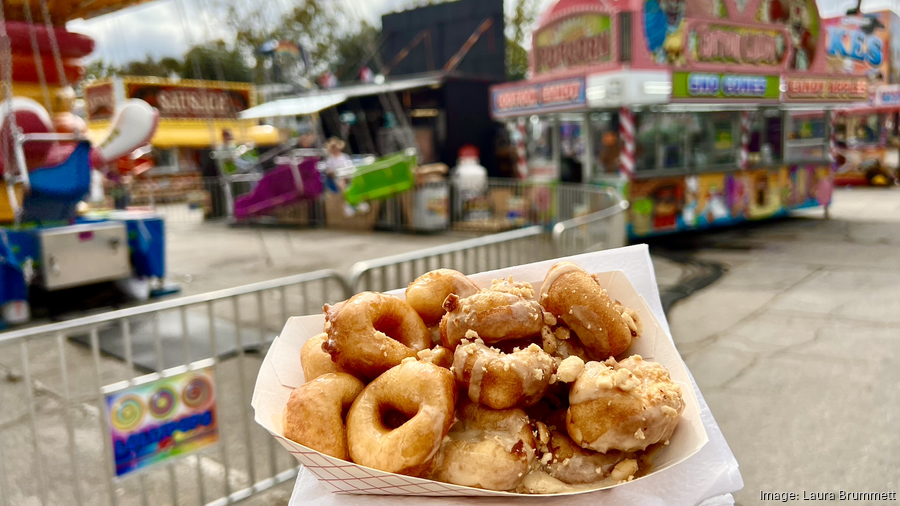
[372,313,407,343]
[378,403,415,430]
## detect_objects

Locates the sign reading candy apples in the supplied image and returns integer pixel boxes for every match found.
[105,368,218,477]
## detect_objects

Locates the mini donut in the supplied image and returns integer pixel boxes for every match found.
[282,372,364,460]
[540,261,640,360]
[441,279,545,349]
[567,356,684,453]
[323,292,431,381]
[541,430,630,484]
[452,337,554,409]
[301,333,348,381]
[428,399,537,491]
[406,269,479,325]
[346,359,456,476]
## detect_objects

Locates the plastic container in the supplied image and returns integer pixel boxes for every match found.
[343,152,416,205]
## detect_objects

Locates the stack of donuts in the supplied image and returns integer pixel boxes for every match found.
[284,261,686,494]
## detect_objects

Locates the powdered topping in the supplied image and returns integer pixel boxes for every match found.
[489,276,535,299]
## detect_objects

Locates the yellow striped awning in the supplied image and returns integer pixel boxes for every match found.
[88,119,284,149]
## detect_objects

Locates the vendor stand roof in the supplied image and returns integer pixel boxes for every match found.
[490,0,871,118]
[4,0,157,22]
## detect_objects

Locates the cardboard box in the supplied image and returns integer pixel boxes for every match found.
[252,249,709,497]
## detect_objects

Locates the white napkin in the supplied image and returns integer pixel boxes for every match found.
[287,244,744,506]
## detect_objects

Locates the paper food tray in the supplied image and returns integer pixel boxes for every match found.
[252,251,709,497]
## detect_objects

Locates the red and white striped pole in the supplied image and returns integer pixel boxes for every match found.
[829,111,838,170]
[740,110,752,169]
[619,107,635,179]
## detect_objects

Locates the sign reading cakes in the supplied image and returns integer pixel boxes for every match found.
[533,13,614,74]
[688,22,788,68]
[125,81,252,120]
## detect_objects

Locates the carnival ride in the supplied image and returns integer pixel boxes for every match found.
[0,0,164,326]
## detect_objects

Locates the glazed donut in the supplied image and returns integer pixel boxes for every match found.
[346,359,456,475]
[541,430,630,484]
[452,337,554,409]
[540,262,640,360]
[282,372,364,460]
[301,333,347,381]
[323,292,431,380]
[566,356,684,453]
[406,269,479,325]
[441,278,545,349]
[429,399,536,491]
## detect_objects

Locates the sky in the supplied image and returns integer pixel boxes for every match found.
[66,0,888,67]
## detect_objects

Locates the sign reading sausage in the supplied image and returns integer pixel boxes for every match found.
[125,82,252,120]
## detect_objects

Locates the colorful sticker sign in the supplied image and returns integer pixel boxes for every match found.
[106,368,218,478]
[492,77,585,117]
[533,14,613,74]
[784,76,868,100]
[875,85,900,105]
[672,71,780,99]
[823,13,889,85]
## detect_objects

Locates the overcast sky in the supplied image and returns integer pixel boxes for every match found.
[67,0,884,67]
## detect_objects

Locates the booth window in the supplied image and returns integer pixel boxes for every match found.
[590,112,619,176]
[841,114,880,147]
[785,112,826,162]
[153,148,180,174]
[748,108,783,166]
[525,116,556,177]
[558,114,585,183]
[688,112,737,168]
[634,112,687,171]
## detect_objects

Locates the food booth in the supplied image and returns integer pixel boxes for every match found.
[84,77,283,210]
[490,0,869,238]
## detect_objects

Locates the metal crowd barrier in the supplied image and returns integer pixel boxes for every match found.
[0,270,348,506]
[0,187,629,506]
[348,225,549,293]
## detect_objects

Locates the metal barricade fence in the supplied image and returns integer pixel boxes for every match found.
[347,187,630,293]
[0,270,348,506]
[0,186,629,506]
[553,189,630,256]
[347,226,550,293]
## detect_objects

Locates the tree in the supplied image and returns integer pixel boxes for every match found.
[83,60,117,81]
[505,0,539,81]
[222,0,351,83]
[182,41,254,82]
[331,22,380,81]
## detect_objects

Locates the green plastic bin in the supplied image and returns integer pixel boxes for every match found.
[343,152,416,205]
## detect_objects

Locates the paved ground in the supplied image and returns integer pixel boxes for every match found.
[662,187,900,504]
[166,224,478,296]
[3,187,898,505]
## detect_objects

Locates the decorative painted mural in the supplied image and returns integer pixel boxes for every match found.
[643,0,819,71]
[627,166,833,237]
